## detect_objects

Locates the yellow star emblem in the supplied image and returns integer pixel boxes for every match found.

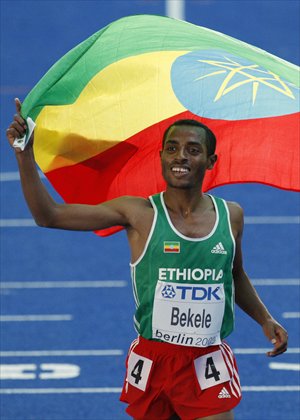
[194,56,296,104]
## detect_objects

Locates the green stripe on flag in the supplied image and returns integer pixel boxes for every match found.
[22,15,299,121]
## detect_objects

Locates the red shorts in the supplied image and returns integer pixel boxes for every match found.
[120,337,242,420]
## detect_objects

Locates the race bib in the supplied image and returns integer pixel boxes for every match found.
[152,281,225,347]
[127,351,153,391]
[194,350,230,390]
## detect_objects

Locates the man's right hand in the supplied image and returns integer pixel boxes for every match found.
[6,98,33,152]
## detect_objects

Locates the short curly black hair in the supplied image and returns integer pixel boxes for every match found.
[162,119,216,156]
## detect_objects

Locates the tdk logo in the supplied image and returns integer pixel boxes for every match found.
[177,286,222,301]
[161,285,176,298]
[161,284,222,301]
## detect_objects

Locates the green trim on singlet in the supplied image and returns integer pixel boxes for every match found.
[130,192,236,344]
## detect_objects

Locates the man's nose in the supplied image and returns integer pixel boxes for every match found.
[175,147,188,160]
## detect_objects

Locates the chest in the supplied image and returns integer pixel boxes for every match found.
[168,210,217,238]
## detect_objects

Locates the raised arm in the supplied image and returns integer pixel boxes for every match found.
[6,99,141,231]
[229,202,288,357]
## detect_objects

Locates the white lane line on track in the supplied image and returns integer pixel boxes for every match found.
[234,348,299,354]
[269,362,300,371]
[1,217,299,227]
[241,386,300,392]
[244,216,300,224]
[0,280,127,289]
[0,171,45,181]
[0,314,73,322]
[0,348,297,357]
[251,279,300,286]
[0,349,124,357]
[1,386,299,394]
[0,363,81,380]
[0,219,37,227]
[0,387,123,394]
[1,279,298,289]
[282,312,300,318]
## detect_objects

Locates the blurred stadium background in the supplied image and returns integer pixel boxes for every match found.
[1,1,299,419]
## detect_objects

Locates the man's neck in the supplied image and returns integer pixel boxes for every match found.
[163,187,207,217]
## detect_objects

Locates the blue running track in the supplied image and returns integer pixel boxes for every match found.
[1,1,299,419]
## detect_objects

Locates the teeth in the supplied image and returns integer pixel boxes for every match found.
[172,167,188,173]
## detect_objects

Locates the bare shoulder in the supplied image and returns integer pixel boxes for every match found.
[106,195,153,227]
[226,200,244,220]
[111,195,152,212]
[102,195,151,209]
[226,200,244,236]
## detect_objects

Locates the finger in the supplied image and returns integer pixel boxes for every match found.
[267,344,287,357]
[264,328,277,346]
[6,126,24,142]
[14,113,27,128]
[276,327,288,343]
[267,332,287,357]
[9,120,26,136]
[15,97,22,114]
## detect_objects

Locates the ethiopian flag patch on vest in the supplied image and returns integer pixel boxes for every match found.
[164,241,180,253]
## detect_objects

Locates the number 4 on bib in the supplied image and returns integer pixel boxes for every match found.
[205,356,221,381]
[131,359,144,384]
[127,351,153,391]
[194,350,230,390]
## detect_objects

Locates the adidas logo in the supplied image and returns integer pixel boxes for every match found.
[218,387,231,399]
[211,242,227,255]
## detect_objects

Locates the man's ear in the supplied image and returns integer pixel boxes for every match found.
[207,154,217,170]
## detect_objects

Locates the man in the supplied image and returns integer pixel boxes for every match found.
[7,98,288,420]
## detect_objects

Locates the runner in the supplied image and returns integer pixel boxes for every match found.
[6,99,288,419]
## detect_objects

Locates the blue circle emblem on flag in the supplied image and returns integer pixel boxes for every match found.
[171,50,300,120]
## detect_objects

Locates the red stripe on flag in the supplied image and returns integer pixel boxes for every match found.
[203,112,299,192]
[45,111,299,236]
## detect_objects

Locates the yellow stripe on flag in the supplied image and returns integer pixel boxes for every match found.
[34,51,187,173]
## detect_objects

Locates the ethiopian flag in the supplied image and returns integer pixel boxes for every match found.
[21,15,300,236]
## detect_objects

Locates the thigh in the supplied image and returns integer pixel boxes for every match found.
[171,343,242,419]
[120,339,175,419]
[196,409,234,420]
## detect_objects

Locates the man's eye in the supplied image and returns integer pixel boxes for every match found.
[166,146,176,152]
[189,147,200,154]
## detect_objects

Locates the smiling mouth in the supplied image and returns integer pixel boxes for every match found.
[171,166,190,175]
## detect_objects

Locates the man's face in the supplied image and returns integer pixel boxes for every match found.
[160,125,217,189]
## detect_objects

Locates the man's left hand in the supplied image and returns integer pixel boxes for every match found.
[262,319,288,357]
